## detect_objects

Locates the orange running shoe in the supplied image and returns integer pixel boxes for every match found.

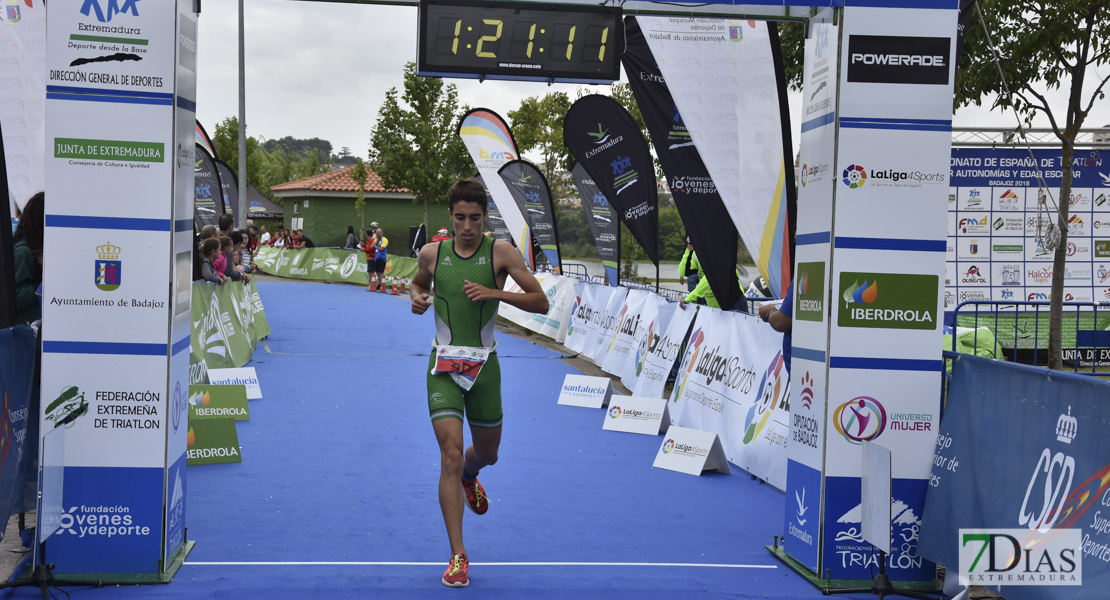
[442,553,469,587]
[461,476,488,515]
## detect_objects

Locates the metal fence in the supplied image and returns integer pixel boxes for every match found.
[950,299,1110,377]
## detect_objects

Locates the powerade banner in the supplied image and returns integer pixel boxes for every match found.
[571,162,620,287]
[254,247,418,286]
[194,143,223,228]
[668,307,789,489]
[498,272,577,343]
[622,17,741,311]
[564,95,660,266]
[919,355,1109,599]
[631,299,694,400]
[945,147,1109,312]
[637,16,795,299]
[498,160,562,270]
[214,160,238,221]
[189,280,271,386]
[474,175,513,244]
[457,109,533,268]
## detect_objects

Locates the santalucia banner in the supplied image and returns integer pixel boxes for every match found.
[255,246,417,285]
[190,280,271,386]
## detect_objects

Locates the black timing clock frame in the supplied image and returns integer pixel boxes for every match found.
[417,0,623,84]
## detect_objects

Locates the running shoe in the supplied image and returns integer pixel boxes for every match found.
[442,553,469,587]
[461,476,488,515]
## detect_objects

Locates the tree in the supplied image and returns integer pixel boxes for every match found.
[212,116,268,195]
[507,92,573,182]
[351,158,369,233]
[956,1,1109,369]
[368,62,473,229]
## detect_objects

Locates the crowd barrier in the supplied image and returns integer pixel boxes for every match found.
[254,246,417,286]
[189,280,271,386]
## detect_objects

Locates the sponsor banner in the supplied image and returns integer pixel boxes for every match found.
[46,0,176,96]
[625,16,744,309]
[564,282,607,354]
[498,160,561,269]
[794,261,826,322]
[498,272,576,343]
[783,459,822,572]
[47,466,164,575]
[188,279,270,386]
[42,230,171,344]
[652,425,730,476]
[186,417,241,466]
[214,159,237,219]
[668,307,788,488]
[473,175,512,245]
[953,311,1110,350]
[39,355,168,469]
[0,1,47,208]
[637,16,794,299]
[601,396,670,436]
[0,326,39,526]
[163,453,186,563]
[255,246,416,285]
[194,143,223,228]
[629,299,688,398]
[839,7,957,122]
[457,109,532,267]
[187,384,249,420]
[919,355,1106,599]
[599,289,655,381]
[956,528,1082,587]
[583,285,628,362]
[836,271,940,331]
[564,94,660,265]
[570,163,620,287]
[786,357,827,471]
[796,9,838,244]
[207,367,261,400]
[556,374,612,409]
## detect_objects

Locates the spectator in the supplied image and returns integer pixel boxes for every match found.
[272,228,286,248]
[293,229,315,249]
[364,228,378,292]
[291,229,302,249]
[372,227,388,292]
[218,213,235,237]
[247,225,260,257]
[678,236,701,292]
[344,225,359,249]
[679,269,748,313]
[759,282,793,373]
[259,225,271,245]
[232,230,254,275]
[192,224,218,281]
[199,238,225,285]
[221,235,249,283]
[12,192,44,324]
[430,227,451,243]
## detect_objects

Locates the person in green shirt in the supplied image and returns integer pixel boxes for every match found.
[409,178,549,588]
[679,267,748,313]
[678,235,700,292]
[12,192,43,325]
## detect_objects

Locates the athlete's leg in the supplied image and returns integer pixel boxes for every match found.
[432,417,467,556]
[464,425,501,475]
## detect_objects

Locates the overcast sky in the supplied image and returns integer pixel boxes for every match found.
[195,0,1109,164]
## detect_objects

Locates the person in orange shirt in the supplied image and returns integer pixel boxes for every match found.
[430,227,451,243]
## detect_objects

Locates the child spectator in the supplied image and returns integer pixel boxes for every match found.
[199,238,225,284]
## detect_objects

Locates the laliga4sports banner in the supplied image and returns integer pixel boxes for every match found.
[194,143,223,228]
[599,289,656,381]
[669,307,789,489]
[571,162,621,287]
[637,17,795,299]
[631,299,693,399]
[564,95,660,266]
[583,284,628,362]
[565,281,611,355]
[623,17,742,310]
[498,160,562,270]
[498,272,576,343]
[458,109,532,268]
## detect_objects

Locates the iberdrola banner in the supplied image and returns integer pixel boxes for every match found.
[474,175,513,244]
[631,300,694,399]
[498,160,562,271]
[194,143,223,228]
[669,307,789,489]
[564,95,660,266]
[623,16,743,311]
[457,109,533,268]
[638,17,795,298]
[571,162,620,287]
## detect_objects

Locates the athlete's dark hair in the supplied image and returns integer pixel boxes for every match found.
[447,178,488,211]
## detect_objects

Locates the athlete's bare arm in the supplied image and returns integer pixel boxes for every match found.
[460,240,549,314]
[410,242,439,315]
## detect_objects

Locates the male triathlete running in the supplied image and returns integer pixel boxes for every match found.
[409,178,549,588]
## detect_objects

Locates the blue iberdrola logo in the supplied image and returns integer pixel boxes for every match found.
[95,242,122,291]
[842,164,867,189]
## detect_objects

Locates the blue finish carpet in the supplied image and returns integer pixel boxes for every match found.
[6,281,878,599]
